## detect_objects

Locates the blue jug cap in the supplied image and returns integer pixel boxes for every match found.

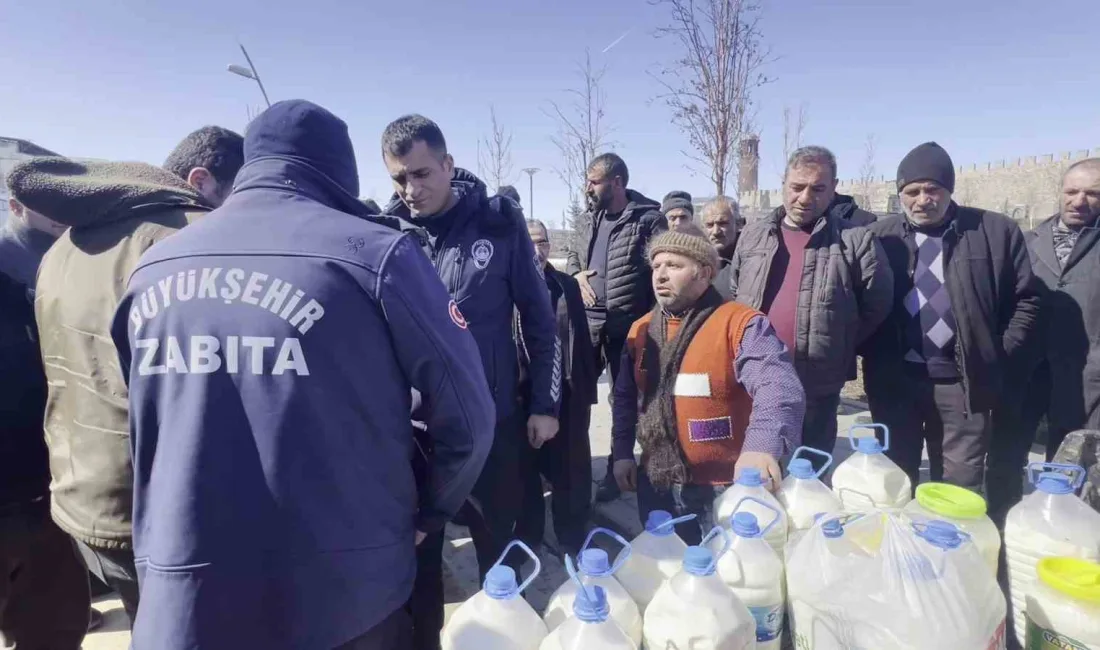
[579,549,611,576]
[914,520,965,550]
[789,458,815,479]
[822,519,844,539]
[573,585,610,623]
[646,510,675,536]
[856,436,884,454]
[732,512,762,538]
[683,546,716,576]
[736,467,766,487]
[1036,472,1074,495]
[484,565,518,599]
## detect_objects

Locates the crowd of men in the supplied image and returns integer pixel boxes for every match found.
[0,96,1097,649]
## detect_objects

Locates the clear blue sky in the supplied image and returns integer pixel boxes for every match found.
[4,0,1098,227]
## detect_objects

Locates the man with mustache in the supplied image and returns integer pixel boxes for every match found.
[728,146,893,465]
[863,142,1042,493]
[566,153,667,502]
[699,197,741,299]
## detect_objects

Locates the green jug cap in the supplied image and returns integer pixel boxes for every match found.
[915,483,987,519]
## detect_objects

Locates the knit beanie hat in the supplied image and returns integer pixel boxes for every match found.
[497,185,521,205]
[897,142,956,193]
[648,223,719,272]
[661,190,694,216]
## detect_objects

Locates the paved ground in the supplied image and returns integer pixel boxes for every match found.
[79,375,1042,648]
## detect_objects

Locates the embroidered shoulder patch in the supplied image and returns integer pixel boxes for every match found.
[688,416,733,443]
[471,239,494,270]
[448,300,468,329]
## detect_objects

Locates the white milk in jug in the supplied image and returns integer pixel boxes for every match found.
[544,528,642,647]
[643,527,757,650]
[1025,557,1100,650]
[714,466,788,556]
[540,556,638,650]
[1006,463,1100,644]
[902,482,1001,575]
[442,540,549,650]
[614,510,694,610]
[777,446,843,538]
[714,498,785,650]
[831,423,912,512]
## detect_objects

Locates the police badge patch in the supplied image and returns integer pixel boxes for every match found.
[471,239,494,270]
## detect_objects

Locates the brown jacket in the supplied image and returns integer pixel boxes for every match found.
[9,158,211,549]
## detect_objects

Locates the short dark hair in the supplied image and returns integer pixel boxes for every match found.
[588,153,629,187]
[381,114,448,159]
[164,126,244,186]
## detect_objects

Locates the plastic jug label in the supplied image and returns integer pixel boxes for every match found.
[986,619,1006,650]
[748,603,784,642]
[1025,616,1088,650]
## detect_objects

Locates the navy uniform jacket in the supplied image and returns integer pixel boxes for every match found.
[385,169,561,421]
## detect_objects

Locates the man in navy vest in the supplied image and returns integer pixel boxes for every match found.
[112,100,495,650]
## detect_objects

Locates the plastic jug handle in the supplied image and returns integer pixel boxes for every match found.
[1026,462,1087,490]
[564,554,599,610]
[701,526,731,570]
[847,423,890,452]
[579,527,632,575]
[789,446,834,477]
[911,521,973,547]
[653,513,698,535]
[731,495,781,537]
[490,540,541,595]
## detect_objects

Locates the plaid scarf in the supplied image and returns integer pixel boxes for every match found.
[1053,219,1081,268]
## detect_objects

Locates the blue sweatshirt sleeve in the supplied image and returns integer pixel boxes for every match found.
[379,235,495,533]
[511,221,562,418]
[611,344,639,462]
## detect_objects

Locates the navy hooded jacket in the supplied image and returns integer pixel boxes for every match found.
[111,100,495,650]
[385,169,561,421]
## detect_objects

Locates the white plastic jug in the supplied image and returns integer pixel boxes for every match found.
[777,446,843,536]
[714,467,788,556]
[544,528,642,647]
[902,482,1001,576]
[643,527,757,650]
[714,497,786,650]
[831,423,912,512]
[1006,463,1100,644]
[614,510,695,610]
[442,540,549,650]
[540,556,638,650]
[1025,557,1100,650]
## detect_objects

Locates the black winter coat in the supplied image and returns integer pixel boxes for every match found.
[862,204,1043,413]
[566,190,667,333]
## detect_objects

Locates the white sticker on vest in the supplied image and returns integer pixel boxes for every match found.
[674,373,711,397]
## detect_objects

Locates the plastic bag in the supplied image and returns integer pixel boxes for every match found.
[1052,429,1100,513]
[786,512,1007,650]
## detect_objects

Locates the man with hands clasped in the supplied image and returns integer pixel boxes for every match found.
[610,225,806,544]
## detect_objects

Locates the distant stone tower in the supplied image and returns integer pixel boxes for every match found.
[739,135,760,194]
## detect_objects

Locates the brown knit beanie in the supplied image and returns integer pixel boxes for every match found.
[648,223,720,272]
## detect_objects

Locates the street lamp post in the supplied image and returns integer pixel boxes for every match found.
[522,168,540,218]
[227,43,271,108]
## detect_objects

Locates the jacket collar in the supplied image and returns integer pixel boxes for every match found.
[768,207,833,238]
[233,156,371,219]
[1035,213,1100,274]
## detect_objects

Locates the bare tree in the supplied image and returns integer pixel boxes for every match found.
[780,103,808,179]
[545,50,613,251]
[856,133,877,210]
[652,0,772,197]
[478,105,514,191]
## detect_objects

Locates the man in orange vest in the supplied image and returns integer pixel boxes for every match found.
[611,225,806,543]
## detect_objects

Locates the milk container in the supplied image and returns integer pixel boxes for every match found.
[614,510,694,609]
[714,467,788,556]
[777,446,843,541]
[544,528,642,647]
[1006,463,1100,644]
[540,554,637,650]
[1025,557,1100,650]
[441,540,549,650]
[831,423,912,512]
[903,482,1001,575]
[714,497,786,650]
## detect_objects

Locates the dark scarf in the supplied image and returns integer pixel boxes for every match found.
[636,285,725,490]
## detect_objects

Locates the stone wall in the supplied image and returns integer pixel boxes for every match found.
[738,147,1100,228]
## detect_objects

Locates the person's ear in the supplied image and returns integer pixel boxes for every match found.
[186,167,213,193]
[443,154,455,179]
[832,178,839,190]
[8,198,22,218]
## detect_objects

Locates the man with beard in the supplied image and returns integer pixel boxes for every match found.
[380,114,560,649]
[987,158,1100,526]
[863,142,1041,493]
[699,197,741,299]
[515,219,599,557]
[567,153,667,502]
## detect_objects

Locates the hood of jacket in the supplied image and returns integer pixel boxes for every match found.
[594,189,659,223]
[6,158,209,229]
[232,99,370,219]
[384,167,513,232]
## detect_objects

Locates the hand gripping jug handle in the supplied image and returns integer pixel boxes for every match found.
[789,446,834,477]
[731,495,781,537]
[485,540,542,595]
[847,423,890,452]
[579,527,632,575]
[699,526,731,573]
[1026,461,1086,490]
